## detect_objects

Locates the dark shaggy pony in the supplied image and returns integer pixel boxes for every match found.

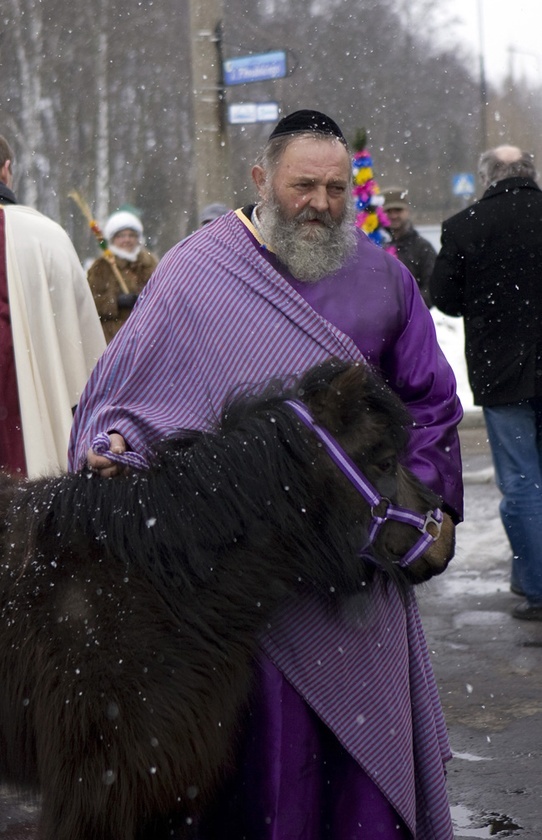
[0,359,454,840]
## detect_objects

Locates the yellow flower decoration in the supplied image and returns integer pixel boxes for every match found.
[362,212,378,233]
[354,166,374,186]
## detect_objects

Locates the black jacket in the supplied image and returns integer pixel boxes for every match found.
[392,223,436,308]
[430,177,542,406]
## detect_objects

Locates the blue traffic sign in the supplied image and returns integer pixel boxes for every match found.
[452,172,476,198]
[223,51,287,86]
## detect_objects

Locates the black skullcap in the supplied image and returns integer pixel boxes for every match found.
[268,109,346,144]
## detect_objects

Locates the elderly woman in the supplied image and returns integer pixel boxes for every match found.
[87,210,158,343]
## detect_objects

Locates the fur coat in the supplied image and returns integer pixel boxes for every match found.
[87,249,158,343]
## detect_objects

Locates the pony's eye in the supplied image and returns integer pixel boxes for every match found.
[376,457,396,475]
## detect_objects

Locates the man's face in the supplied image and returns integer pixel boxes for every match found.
[252,136,356,282]
[263,136,351,230]
[385,206,410,234]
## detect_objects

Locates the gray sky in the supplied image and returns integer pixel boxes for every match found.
[449,0,542,85]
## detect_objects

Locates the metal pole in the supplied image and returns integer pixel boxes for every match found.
[477,0,488,152]
[187,0,232,217]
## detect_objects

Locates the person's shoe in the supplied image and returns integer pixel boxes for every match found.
[510,583,525,597]
[512,601,542,621]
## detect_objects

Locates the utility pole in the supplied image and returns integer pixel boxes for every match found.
[477,0,488,153]
[188,0,232,216]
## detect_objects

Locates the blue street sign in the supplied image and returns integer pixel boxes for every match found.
[223,51,287,86]
[452,172,476,198]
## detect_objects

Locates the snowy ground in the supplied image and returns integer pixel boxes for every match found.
[430,309,511,592]
[432,310,476,415]
[416,322,541,840]
[416,225,476,415]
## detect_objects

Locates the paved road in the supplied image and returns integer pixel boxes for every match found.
[419,414,542,839]
[1,415,540,839]
[0,786,38,838]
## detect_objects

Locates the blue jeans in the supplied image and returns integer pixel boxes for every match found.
[484,400,542,604]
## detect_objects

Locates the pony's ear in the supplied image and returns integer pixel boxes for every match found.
[302,363,370,434]
[325,363,371,431]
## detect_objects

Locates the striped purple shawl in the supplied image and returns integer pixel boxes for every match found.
[69,212,364,467]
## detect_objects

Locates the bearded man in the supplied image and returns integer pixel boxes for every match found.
[69,111,463,839]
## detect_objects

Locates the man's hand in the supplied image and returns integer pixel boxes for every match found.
[86,433,127,478]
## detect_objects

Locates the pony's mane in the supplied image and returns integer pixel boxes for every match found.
[14,402,358,620]
[6,359,415,620]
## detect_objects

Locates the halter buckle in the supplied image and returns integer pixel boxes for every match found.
[420,509,443,538]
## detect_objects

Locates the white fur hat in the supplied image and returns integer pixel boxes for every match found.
[104,211,143,242]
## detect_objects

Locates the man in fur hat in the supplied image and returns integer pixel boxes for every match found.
[87,209,158,343]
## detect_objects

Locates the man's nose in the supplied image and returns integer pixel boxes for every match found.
[308,186,330,212]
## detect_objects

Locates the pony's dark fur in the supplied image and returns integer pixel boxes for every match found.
[0,359,454,840]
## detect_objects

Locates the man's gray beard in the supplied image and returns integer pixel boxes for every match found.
[258,195,357,282]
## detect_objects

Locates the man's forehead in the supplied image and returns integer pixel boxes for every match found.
[275,137,351,176]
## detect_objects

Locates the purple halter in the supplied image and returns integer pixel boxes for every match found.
[284,399,443,569]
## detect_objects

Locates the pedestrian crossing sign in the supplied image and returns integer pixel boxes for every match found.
[452,173,475,198]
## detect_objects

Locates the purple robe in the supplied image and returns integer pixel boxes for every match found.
[69,210,463,839]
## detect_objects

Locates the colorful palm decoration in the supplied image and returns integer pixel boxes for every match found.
[351,129,395,252]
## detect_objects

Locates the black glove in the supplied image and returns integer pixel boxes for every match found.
[117,293,139,310]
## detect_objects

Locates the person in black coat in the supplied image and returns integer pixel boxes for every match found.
[431,145,542,621]
[382,186,436,307]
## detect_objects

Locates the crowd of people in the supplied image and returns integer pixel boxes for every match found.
[1,110,541,839]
